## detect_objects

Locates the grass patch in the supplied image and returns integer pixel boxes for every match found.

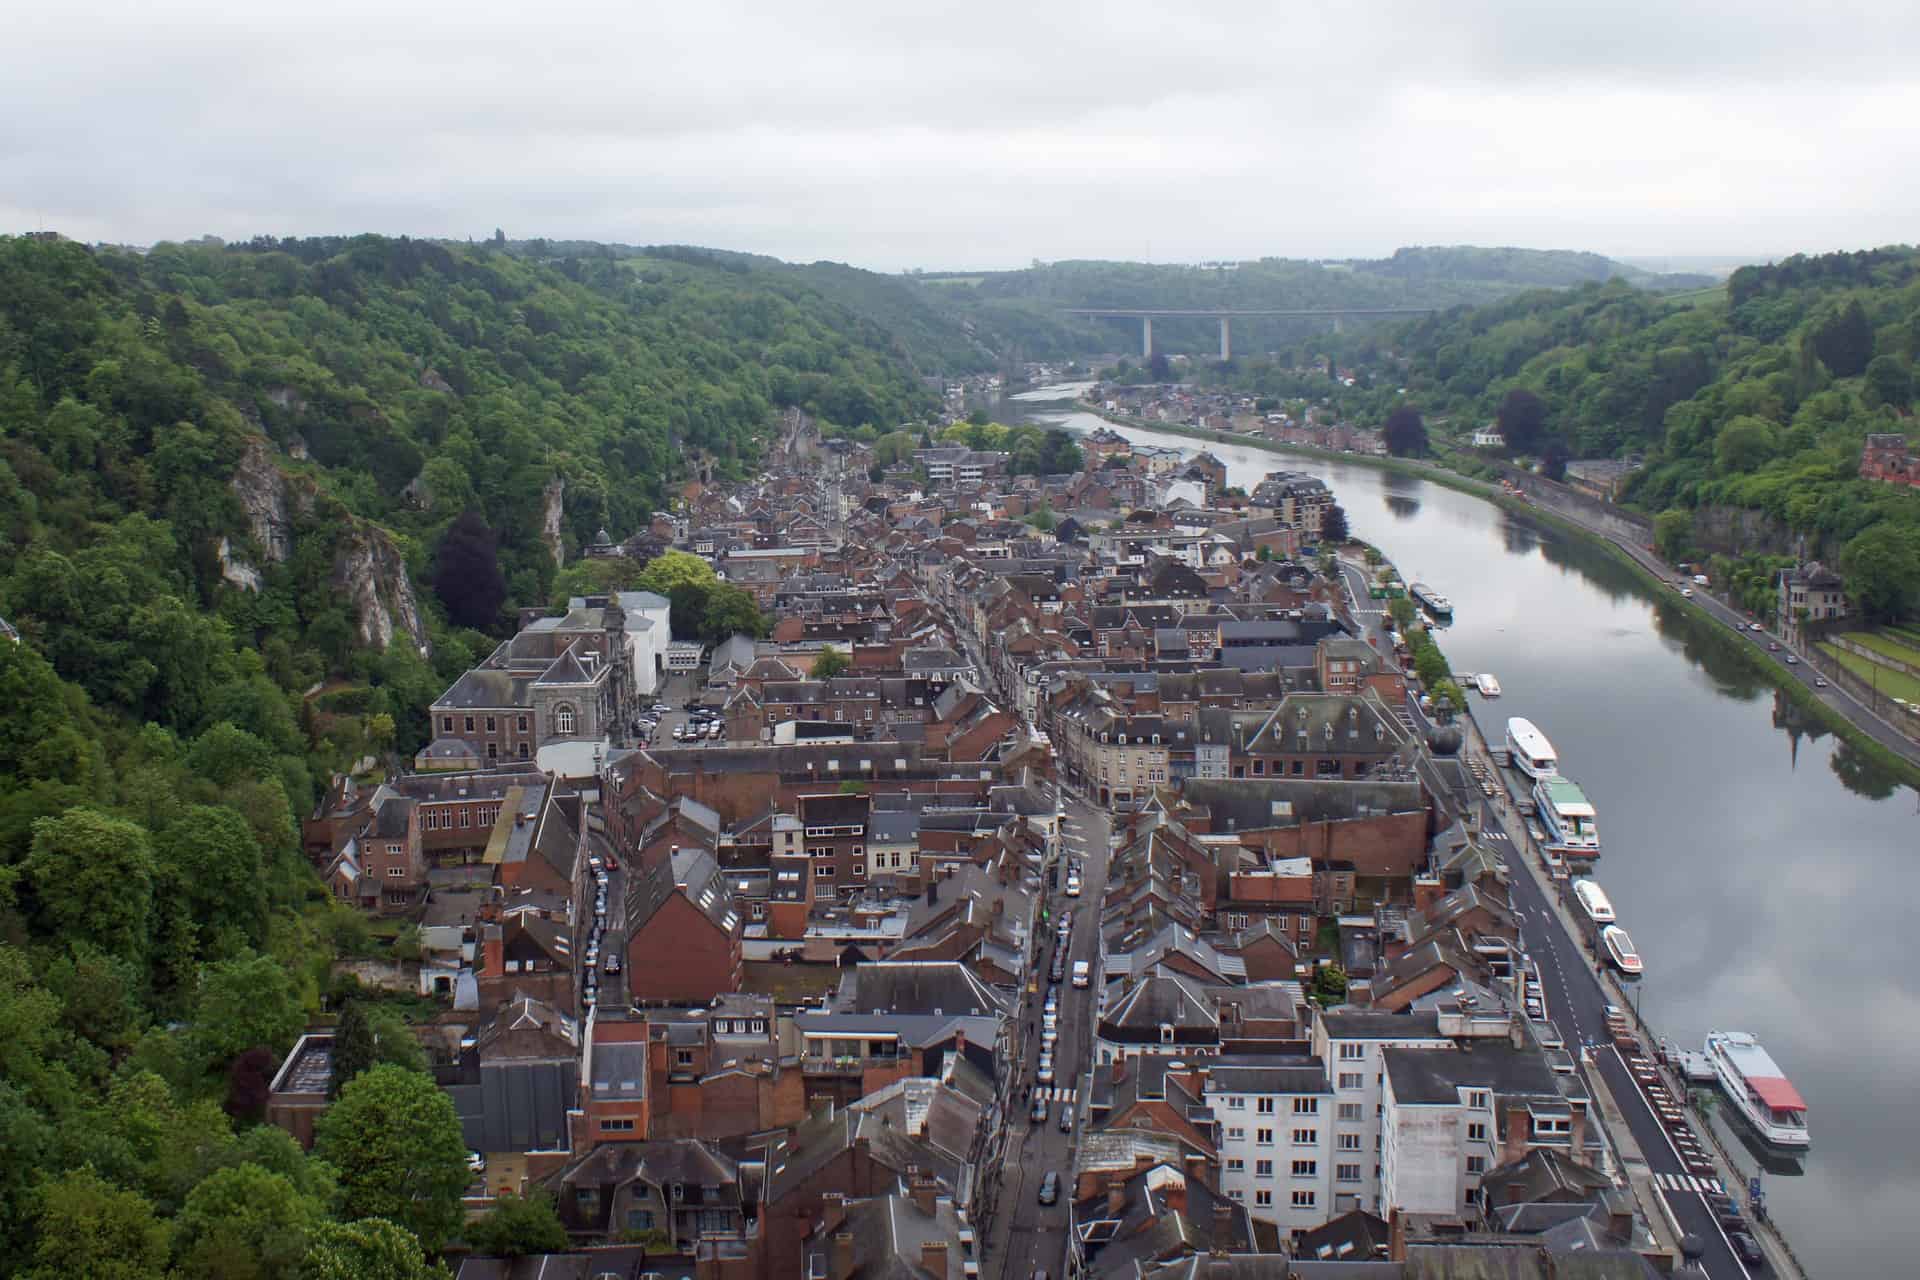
[1844,630,1920,668]
[1887,625,1920,650]
[1819,644,1920,702]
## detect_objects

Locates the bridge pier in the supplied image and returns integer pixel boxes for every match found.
[1142,316,1153,358]
[1332,315,1344,336]
[1219,317,1231,362]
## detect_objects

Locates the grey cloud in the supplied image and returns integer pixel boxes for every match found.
[4,0,1918,264]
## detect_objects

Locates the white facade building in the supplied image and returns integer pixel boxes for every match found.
[1201,1059,1335,1237]
[613,590,672,697]
[1308,1008,1452,1214]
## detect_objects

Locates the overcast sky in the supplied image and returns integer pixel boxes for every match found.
[6,1,1916,270]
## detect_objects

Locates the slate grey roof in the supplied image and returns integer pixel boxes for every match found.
[1384,1040,1569,1108]
[588,1042,648,1102]
[1203,1056,1331,1097]
[834,961,1009,1017]
[1317,1009,1447,1041]
[434,668,537,710]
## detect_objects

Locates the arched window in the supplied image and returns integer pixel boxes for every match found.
[554,704,576,736]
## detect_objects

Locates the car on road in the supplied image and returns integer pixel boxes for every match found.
[652,703,670,713]
[1037,1172,1060,1206]
[1037,1059,1055,1085]
[1058,1108,1073,1134]
[1681,588,1693,598]
[1784,654,1797,664]
[1726,1230,1764,1267]
[1029,1096,1049,1125]
[1767,641,1780,651]
[604,954,621,974]
[1815,677,1828,687]
[1749,622,1764,631]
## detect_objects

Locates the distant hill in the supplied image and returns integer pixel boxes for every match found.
[1345,245,1716,291]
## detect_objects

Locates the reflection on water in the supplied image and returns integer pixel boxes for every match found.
[1007,391,1919,1273]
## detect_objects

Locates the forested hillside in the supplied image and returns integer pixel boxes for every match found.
[0,230,944,1275]
[906,248,1712,360]
[1384,247,1920,619]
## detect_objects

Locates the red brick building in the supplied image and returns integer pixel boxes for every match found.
[624,846,744,1003]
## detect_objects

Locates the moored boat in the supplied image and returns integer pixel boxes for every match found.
[1705,1031,1810,1149]
[1410,582,1453,617]
[1572,877,1615,931]
[1601,924,1642,979]
[1474,672,1501,697]
[1533,776,1600,853]
[1505,717,1558,779]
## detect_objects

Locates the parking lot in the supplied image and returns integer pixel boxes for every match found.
[628,670,732,749]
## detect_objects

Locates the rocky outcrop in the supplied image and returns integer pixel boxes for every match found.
[232,436,296,563]
[419,367,455,394]
[216,536,263,593]
[332,525,431,657]
[541,476,566,569]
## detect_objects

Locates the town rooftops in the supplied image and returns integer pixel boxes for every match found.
[1202,1055,1332,1096]
[835,960,1009,1017]
[1384,1039,1570,1108]
[1317,1009,1447,1040]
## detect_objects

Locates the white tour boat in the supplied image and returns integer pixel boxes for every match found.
[1505,717,1558,779]
[1474,673,1502,697]
[1601,925,1643,979]
[1571,878,1615,931]
[1704,1031,1810,1148]
[1533,776,1600,853]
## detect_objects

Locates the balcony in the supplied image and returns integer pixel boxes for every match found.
[802,1053,903,1076]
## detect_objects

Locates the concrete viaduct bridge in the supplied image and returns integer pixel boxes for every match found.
[1062,306,1440,359]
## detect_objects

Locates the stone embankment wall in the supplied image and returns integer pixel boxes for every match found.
[1500,469,1653,546]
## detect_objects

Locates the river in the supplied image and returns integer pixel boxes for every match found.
[1006,383,1916,1274]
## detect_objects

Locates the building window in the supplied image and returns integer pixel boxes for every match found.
[1468,1091,1490,1110]
[1339,1043,1365,1060]
[1293,1098,1319,1115]
[600,1118,636,1133]
[486,716,496,733]
[1254,1190,1272,1208]
[1291,1191,1316,1209]
[1225,1097,1245,1111]
[554,704,576,735]
[441,716,454,733]
[813,883,834,900]
[1467,1122,1486,1143]
[1292,1129,1317,1146]
[1337,1103,1363,1122]
[487,743,498,760]
[1229,1189,1245,1202]
[1338,1072,1363,1090]
[386,866,405,877]
[518,743,529,759]
[518,715,528,732]
[1256,1098,1275,1114]
[1291,1160,1316,1178]
[1256,1129,1274,1146]
[675,1050,694,1067]
[1339,1133,1361,1151]
[1337,1164,1361,1183]
[1254,1160,1273,1178]
[1226,1158,1244,1172]
[1466,1156,1487,1175]
[1226,1126,1245,1141]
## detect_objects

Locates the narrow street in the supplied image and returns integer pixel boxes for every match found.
[985,788,1112,1280]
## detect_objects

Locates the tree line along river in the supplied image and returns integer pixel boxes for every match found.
[1007,383,1919,1276]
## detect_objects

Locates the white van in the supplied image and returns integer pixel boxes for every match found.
[1071,960,1090,988]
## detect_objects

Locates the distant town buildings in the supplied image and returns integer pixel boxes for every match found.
[1861,432,1920,488]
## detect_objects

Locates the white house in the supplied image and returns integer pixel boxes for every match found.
[1470,428,1506,449]
[1201,1058,1335,1237]
[613,590,672,696]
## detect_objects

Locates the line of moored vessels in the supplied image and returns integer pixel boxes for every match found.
[1502,715,1810,1149]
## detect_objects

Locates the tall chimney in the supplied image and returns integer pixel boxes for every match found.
[920,1242,949,1277]
[831,1231,855,1280]
[1388,1208,1407,1262]
[1106,1179,1127,1218]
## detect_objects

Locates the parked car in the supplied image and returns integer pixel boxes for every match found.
[1058,1108,1073,1134]
[604,954,621,974]
[1784,654,1798,664]
[1727,1230,1764,1267]
[1815,677,1828,687]
[1037,1172,1060,1206]
[1768,641,1780,651]
[1029,1096,1049,1125]
[1036,1059,1055,1084]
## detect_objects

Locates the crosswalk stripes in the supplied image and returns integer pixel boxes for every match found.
[1039,1085,1077,1103]
[1652,1172,1719,1194]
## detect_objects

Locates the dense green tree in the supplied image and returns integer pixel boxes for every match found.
[699,584,768,644]
[301,1218,450,1280]
[1841,523,1920,622]
[810,648,851,679]
[1383,406,1427,456]
[432,511,508,630]
[1808,298,1873,378]
[23,809,155,966]
[187,723,277,788]
[1319,503,1350,544]
[1714,415,1780,474]
[22,1166,170,1280]
[153,805,268,949]
[635,549,716,597]
[1864,354,1913,409]
[314,1065,471,1253]
[1653,509,1694,563]
[329,1000,377,1099]
[464,1190,569,1257]
[192,951,306,1068]
[1495,387,1547,454]
[173,1163,324,1280]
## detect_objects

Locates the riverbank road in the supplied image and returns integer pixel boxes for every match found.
[985,792,1112,1280]
[1336,555,1393,650]
[1459,716,1796,1280]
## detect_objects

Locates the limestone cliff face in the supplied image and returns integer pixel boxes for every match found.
[232,436,295,564]
[541,476,566,569]
[332,524,431,657]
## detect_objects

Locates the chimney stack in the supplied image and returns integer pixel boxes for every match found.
[1388,1208,1407,1262]
[831,1231,855,1280]
[1106,1179,1127,1218]
[1160,1173,1187,1216]
[1213,1198,1234,1242]
[919,1242,949,1278]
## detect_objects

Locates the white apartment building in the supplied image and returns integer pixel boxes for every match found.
[1200,1058,1335,1238]
[1308,1007,1451,1215]
[1379,1038,1586,1218]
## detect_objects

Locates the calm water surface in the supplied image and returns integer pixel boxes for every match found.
[1009,384,1918,1274]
